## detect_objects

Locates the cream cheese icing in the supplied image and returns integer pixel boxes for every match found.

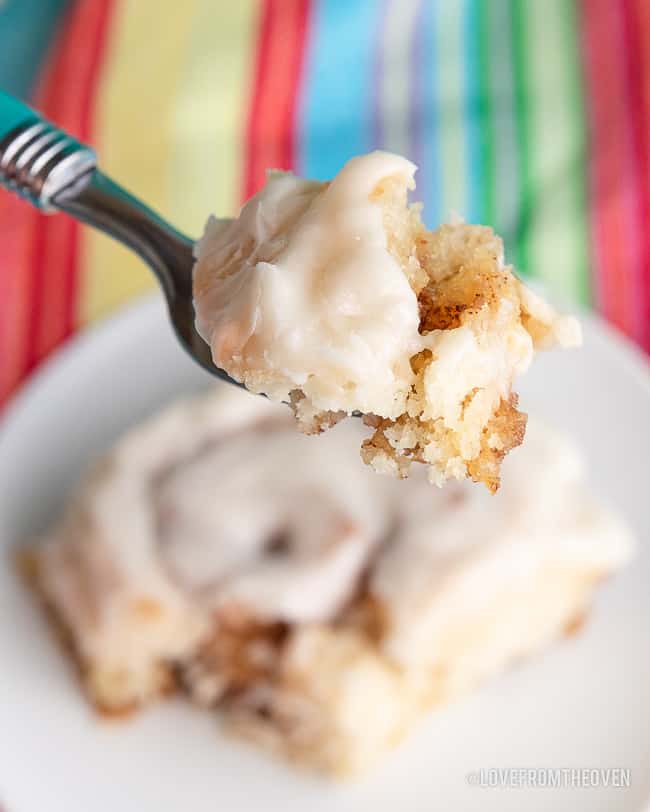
[194,152,424,417]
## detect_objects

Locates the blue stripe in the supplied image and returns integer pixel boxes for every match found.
[463,0,484,223]
[298,0,379,179]
[490,0,520,243]
[416,0,442,227]
[0,0,69,99]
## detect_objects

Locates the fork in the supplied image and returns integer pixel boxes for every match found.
[0,90,231,382]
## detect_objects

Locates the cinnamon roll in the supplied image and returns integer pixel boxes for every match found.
[29,387,632,776]
[194,151,581,493]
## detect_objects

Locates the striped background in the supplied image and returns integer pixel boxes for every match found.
[1,0,649,406]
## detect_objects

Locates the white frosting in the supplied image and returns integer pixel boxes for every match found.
[41,387,633,662]
[156,415,391,622]
[194,152,425,416]
[371,423,632,663]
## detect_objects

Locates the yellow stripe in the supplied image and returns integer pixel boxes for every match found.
[436,1,466,218]
[168,0,258,235]
[78,0,199,324]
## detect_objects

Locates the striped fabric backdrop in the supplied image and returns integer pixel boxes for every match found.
[1,0,649,407]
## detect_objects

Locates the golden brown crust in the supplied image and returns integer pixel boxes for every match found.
[360,395,527,493]
[289,390,346,435]
[360,416,414,478]
[466,395,528,493]
[16,548,177,717]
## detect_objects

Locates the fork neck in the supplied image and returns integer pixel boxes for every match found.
[55,170,195,302]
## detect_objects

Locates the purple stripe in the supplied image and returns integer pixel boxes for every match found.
[370,0,391,150]
[410,0,427,198]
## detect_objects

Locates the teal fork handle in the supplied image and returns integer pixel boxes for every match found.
[0,88,196,314]
[0,90,96,210]
[0,91,39,136]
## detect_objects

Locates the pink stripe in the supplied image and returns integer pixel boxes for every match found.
[582,0,639,337]
[619,0,649,349]
[626,0,650,352]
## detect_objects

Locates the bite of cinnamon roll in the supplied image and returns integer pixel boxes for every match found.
[194,151,581,492]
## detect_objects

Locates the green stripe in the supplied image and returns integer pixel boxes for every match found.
[436,0,466,217]
[525,0,590,305]
[486,1,519,257]
[476,0,494,227]
[510,0,533,278]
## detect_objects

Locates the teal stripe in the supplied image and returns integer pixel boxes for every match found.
[0,0,69,99]
[298,0,379,179]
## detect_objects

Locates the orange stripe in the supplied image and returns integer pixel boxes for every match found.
[243,0,311,199]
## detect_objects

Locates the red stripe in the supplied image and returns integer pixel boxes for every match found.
[0,25,64,404]
[243,0,273,199]
[243,0,311,200]
[581,0,641,340]
[25,0,116,372]
[625,0,650,352]
[0,195,40,402]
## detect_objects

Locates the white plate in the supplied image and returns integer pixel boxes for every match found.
[1,295,649,812]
